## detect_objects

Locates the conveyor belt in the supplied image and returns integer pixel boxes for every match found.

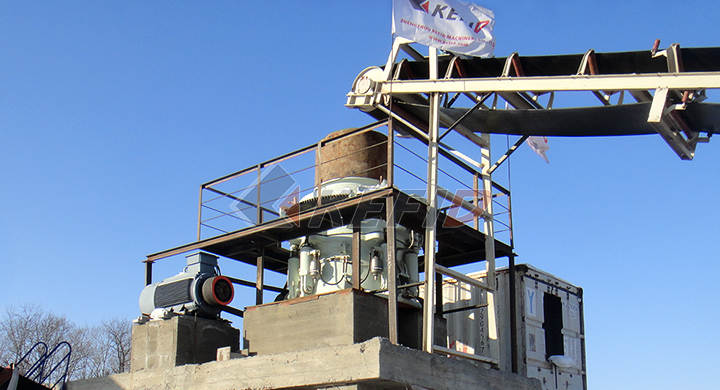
[393,47,720,80]
[390,101,720,137]
[352,46,720,145]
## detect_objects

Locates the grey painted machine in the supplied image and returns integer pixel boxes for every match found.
[138,252,234,318]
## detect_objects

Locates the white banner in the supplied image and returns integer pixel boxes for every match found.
[392,0,495,57]
[526,136,550,163]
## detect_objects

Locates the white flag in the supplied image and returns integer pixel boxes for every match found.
[392,0,496,57]
[526,136,550,163]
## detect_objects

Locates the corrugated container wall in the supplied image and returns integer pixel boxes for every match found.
[442,264,586,390]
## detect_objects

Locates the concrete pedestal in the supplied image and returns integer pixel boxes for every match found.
[243,289,444,355]
[130,315,239,372]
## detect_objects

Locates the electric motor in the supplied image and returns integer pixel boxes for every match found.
[139,252,234,318]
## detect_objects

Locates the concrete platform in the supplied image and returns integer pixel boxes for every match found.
[68,337,541,390]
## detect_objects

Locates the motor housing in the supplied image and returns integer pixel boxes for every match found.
[139,252,233,318]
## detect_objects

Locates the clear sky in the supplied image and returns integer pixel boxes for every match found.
[1,1,719,389]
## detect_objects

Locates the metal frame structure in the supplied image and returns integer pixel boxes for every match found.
[345,37,720,367]
[145,118,512,364]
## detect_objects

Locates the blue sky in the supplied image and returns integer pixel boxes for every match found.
[1,1,719,388]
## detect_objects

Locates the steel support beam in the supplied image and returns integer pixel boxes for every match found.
[383,37,417,81]
[256,248,265,305]
[509,253,518,374]
[256,165,263,224]
[379,72,720,94]
[648,86,698,160]
[386,115,399,344]
[197,185,204,241]
[386,195,398,345]
[481,133,499,363]
[352,221,361,290]
[435,264,491,291]
[387,115,395,187]
[145,260,153,286]
[422,48,440,354]
[488,135,529,175]
[433,345,499,366]
[227,276,284,293]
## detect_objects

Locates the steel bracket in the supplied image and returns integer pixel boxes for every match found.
[648,87,697,160]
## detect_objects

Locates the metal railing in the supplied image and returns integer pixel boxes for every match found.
[196,119,514,248]
[196,121,390,240]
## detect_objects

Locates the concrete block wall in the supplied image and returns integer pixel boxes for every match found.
[130,315,239,372]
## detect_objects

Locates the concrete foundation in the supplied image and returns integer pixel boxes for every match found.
[243,289,444,354]
[99,289,540,389]
[130,315,239,372]
[68,337,541,390]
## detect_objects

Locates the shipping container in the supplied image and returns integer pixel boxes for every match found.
[442,264,586,390]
